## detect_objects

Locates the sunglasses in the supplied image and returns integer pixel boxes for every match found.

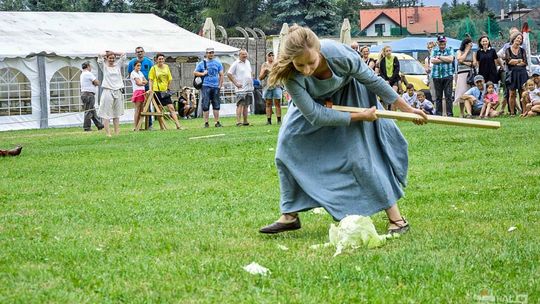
[136,51,144,53]
[206,51,214,54]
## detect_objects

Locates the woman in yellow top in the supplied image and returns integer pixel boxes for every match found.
[148,53,182,129]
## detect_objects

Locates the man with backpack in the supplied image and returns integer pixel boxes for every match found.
[193,48,224,128]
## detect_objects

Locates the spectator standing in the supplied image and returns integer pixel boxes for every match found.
[505,33,528,116]
[194,48,224,128]
[148,53,182,129]
[80,62,103,131]
[474,36,503,90]
[430,35,455,117]
[497,27,521,115]
[455,38,474,117]
[259,51,282,125]
[128,47,154,128]
[130,60,148,129]
[228,49,254,126]
[97,51,126,137]
[350,42,360,55]
[424,41,437,102]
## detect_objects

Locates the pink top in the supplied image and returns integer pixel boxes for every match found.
[484,92,499,104]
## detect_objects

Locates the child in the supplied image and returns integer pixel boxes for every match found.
[417,91,435,115]
[402,83,418,108]
[523,79,540,117]
[480,81,499,118]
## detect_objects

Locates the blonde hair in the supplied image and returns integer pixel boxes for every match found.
[267,25,321,87]
[525,79,535,90]
[379,46,391,61]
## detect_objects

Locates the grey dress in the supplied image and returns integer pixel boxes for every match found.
[275,40,408,221]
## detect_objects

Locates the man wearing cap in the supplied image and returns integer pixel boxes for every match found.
[460,74,487,117]
[259,51,282,125]
[80,62,104,131]
[228,49,254,126]
[430,35,455,117]
[194,47,224,128]
[532,66,540,87]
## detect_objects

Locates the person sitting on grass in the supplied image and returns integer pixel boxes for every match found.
[460,75,486,118]
[416,91,435,115]
[480,81,499,119]
[178,87,196,119]
[402,83,418,108]
[522,79,540,117]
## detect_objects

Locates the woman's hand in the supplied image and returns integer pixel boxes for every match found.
[351,106,378,122]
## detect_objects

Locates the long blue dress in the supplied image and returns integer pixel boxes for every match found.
[275,40,408,221]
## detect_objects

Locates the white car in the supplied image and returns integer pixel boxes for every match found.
[531,55,540,74]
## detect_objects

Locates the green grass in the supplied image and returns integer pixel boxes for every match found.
[1,113,539,303]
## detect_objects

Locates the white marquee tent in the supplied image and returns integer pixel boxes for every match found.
[0,12,239,131]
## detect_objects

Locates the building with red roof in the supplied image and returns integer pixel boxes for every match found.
[359,6,444,37]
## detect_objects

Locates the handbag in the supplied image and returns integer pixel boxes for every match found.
[193,60,207,90]
[466,68,477,86]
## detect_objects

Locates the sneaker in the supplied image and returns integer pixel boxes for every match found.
[204,122,209,128]
[215,122,223,128]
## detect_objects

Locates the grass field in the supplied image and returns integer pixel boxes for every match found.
[1,114,539,303]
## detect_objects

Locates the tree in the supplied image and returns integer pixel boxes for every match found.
[0,0,26,10]
[476,0,487,13]
[305,0,338,36]
[336,0,372,36]
[484,12,501,37]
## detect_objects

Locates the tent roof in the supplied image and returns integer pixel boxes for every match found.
[0,12,239,59]
[369,37,478,53]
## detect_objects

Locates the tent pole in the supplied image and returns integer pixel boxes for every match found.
[37,55,48,129]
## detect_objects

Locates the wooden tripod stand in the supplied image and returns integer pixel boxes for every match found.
[136,92,167,131]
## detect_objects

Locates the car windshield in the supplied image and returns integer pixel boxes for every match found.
[532,57,539,65]
[399,59,426,75]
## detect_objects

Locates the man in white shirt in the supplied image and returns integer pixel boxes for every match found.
[80,62,103,131]
[227,49,254,126]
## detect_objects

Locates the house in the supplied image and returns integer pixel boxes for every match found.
[0,12,238,131]
[359,6,444,37]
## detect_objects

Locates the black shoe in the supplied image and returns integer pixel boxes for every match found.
[84,129,92,132]
[204,122,209,128]
[259,217,301,234]
[387,217,410,235]
[97,126,104,130]
[215,122,223,128]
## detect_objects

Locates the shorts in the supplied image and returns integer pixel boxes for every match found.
[98,88,124,119]
[131,89,146,103]
[472,106,482,115]
[155,91,173,106]
[201,86,220,111]
[263,87,283,100]
[236,92,253,106]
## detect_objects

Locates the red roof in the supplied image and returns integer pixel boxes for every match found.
[359,6,444,35]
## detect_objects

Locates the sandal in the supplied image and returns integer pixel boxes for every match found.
[388,217,410,235]
[236,122,242,127]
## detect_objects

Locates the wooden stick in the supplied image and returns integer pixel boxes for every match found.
[332,105,501,129]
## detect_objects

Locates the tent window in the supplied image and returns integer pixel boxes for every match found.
[122,66,134,110]
[50,67,82,114]
[0,68,32,116]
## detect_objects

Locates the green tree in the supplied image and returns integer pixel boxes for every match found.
[0,0,26,10]
[336,0,372,36]
[476,0,487,13]
[105,0,128,12]
[305,0,338,36]
[484,12,501,38]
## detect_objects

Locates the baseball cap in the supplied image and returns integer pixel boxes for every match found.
[437,35,447,43]
[205,47,214,53]
[532,66,540,76]
[267,51,274,56]
[474,75,484,83]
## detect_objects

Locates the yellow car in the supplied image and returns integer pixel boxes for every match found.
[369,52,431,100]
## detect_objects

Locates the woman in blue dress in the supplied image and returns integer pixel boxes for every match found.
[259,26,427,235]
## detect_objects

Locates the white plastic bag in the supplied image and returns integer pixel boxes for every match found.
[328,215,391,256]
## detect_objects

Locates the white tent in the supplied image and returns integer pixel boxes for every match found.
[0,12,239,131]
